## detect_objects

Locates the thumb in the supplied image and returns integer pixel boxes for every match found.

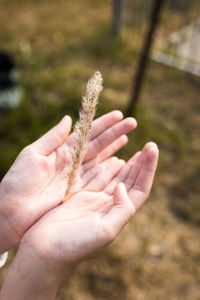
[31,115,72,155]
[102,183,135,239]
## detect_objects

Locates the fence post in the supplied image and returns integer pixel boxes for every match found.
[126,0,166,116]
[112,0,124,37]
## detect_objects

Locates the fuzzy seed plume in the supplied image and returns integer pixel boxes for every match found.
[63,71,103,201]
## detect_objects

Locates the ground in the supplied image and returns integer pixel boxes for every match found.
[0,0,200,299]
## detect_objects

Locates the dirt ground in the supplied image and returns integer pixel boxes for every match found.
[0,1,200,299]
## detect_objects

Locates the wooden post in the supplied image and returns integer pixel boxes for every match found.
[126,0,166,116]
[112,0,124,37]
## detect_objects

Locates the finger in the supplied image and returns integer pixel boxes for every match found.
[83,157,125,191]
[31,116,72,155]
[67,110,123,147]
[89,110,123,140]
[84,117,137,162]
[102,183,135,240]
[124,151,144,191]
[104,151,142,195]
[82,135,128,173]
[128,142,159,210]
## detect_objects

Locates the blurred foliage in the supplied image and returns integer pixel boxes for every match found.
[170,166,200,226]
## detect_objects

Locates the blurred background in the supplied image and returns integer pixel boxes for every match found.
[0,0,200,299]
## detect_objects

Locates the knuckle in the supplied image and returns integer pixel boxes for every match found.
[127,202,135,218]
[101,223,116,243]
[94,136,103,150]
[21,145,34,156]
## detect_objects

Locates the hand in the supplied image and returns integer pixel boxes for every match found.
[0,111,136,252]
[21,142,159,270]
[0,143,158,300]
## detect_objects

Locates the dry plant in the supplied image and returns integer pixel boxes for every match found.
[62,71,103,203]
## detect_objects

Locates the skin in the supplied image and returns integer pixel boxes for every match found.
[22,142,158,266]
[0,110,158,299]
[0,110,137,253]
[0,142,159,300]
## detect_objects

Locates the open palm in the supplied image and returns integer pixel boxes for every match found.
[22,142,158,268]
[0,111,136,245]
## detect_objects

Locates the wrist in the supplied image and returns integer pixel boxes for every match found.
[0,200,20,253]
[0,242,68,300]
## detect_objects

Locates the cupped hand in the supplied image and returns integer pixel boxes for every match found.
[0,111,136,251]
[21,142,158,271]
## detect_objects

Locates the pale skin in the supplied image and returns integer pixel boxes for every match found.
[0,110,137,254]
[0,111,159,299]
